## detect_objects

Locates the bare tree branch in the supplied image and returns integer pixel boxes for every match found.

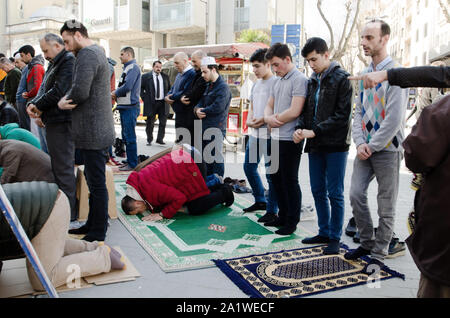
[337,1,352,53]
[439,0,450,24]
[335,0,361,61]
[317,0,335,53]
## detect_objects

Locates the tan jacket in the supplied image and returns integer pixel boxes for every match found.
[0,139,55,184]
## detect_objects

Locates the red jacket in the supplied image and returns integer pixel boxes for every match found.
[26,61,45,99]
[126,148,210,219]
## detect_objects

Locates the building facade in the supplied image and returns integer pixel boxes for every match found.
[358,0,449,69]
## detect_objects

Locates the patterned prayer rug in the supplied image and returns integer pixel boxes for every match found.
[114,176,313,272]
[214,245,406,298]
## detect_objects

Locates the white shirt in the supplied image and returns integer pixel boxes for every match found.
[153,72,164,100]
[182,64,193,74]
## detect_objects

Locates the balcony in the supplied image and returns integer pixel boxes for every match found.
[234,7,250,32]
[152,1,202,33]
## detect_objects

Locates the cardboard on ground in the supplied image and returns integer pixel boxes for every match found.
[0,247,139,297]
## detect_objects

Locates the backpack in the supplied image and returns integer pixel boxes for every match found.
[113,138,126,157]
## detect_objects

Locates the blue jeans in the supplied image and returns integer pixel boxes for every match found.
[244,136,278,214]
[206,174,222,189]
[119,106,139,168]
[38,126,48,154]
[309,151,348,241]
[202,130,225,177]
[80,148,110,240]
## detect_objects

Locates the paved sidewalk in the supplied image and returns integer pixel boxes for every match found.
[58,120,420,298]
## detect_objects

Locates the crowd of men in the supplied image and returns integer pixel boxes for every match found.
[0,17,448,298]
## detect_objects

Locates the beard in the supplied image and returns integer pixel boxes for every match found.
[71,40,84,56]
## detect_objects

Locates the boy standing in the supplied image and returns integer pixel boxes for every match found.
[263,43,308,236]
[243,48,278,224]
[294,38,353,254]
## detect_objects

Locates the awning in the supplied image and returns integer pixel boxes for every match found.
[158,42,269,61]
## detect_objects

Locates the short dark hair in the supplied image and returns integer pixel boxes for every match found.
[0,53,5,58]
[121,196,136,215]
[153,60,162,67]
[60,20,89,38]
[265,43,292,61]
[207,65,219,73]
[250,48,269,64]
[301,37,329,58]
[18,45,35,57]
[121,47,135,58]
[369,19,391,37]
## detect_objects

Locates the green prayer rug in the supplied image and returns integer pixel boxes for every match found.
[114,176,312,272]
[214,245,406,298]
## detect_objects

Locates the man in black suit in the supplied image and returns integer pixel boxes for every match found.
[141,60,170,146]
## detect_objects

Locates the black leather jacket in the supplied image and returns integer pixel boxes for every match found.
[32,49,75,125]
[297,62,353,153]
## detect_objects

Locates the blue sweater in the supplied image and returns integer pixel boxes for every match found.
[15,67,29,106]
[167,68,196,113]
[116,59,142,108]
[196,75,231,133]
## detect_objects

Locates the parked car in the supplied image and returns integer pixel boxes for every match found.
[112,98,147,125]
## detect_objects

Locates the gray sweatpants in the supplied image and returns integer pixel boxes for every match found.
[349,151,402,261]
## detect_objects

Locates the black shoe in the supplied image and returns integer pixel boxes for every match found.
[276,226,296,236]
[243,202,267,213]
[354,228,378,244]
[156,140,166,145]
[258,213,278,223]
[344,246,371,261]
[146,142,152,146]
[302,235,330,245]
[221,184,235,207]
[69,225,89,235]
[323,240,341,255]
[345,217,357,237]
[362,258,385,275]
[264,218,284,227]
[82,235,104,242]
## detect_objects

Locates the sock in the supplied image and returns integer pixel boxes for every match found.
[105,245,126,271]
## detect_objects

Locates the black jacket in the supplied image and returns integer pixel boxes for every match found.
[32,49,75,125]
[141,71,170,116]
[297,62,353,153]
[388,66,449,88]
[186,70,207,110]
[0,101,19,126]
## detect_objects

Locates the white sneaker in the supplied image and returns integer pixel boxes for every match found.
[301,205,316,221]
[69,220,86,230]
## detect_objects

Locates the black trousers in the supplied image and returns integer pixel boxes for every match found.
[186,162,226,215]
[175,110,195,146]
[146,100,168,143]
[45,122,77,221]
[80,148,110,241]
[17,101,30,131]
[270,140,303,227]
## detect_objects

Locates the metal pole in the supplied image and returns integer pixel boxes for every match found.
[200,0,209,44]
